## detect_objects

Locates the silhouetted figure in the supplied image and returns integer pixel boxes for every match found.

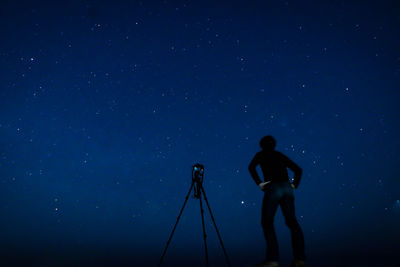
[248,136,306,267]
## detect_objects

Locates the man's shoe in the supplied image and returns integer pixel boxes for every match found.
[253,261,280,267]
[291,259,305,267]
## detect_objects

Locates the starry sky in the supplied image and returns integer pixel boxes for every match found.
[1,1,399,266]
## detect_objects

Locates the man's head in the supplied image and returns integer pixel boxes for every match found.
[259,135,276,151]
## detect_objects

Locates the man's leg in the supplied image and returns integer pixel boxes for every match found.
[280,186,306,261]
[261,188,280,262]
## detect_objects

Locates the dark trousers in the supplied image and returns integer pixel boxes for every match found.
[261,181,306,262]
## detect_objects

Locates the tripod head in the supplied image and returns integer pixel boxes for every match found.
[192,163,204,199]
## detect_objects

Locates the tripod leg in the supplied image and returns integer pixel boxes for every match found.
[159,180,195,267]
[199,193,210,267]
[201,187,232,267]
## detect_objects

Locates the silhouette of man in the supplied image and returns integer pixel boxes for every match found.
[248,135,306,267]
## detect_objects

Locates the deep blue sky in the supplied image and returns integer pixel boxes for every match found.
[1,1,399,266]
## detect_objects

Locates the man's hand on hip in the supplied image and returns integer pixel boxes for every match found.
[258,181,271,191]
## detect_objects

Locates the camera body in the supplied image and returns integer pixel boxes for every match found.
[192,163,204,179]
[192,163,204,199]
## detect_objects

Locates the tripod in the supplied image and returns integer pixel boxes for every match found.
[158,164,231,267]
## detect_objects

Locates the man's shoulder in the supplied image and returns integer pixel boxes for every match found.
[271,150,291,162]
[253,151,263,159]
[256,150,287,158]
[258,150,280,158]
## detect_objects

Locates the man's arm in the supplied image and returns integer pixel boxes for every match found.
[282,153,303,188]
[248,153,263,186]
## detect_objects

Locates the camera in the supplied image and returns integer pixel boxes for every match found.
[192,163,204,198]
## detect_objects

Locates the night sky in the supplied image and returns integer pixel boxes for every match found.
[1,1,399,266]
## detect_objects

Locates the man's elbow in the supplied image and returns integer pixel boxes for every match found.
[248,162,256,170]
[248,163,256,172]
